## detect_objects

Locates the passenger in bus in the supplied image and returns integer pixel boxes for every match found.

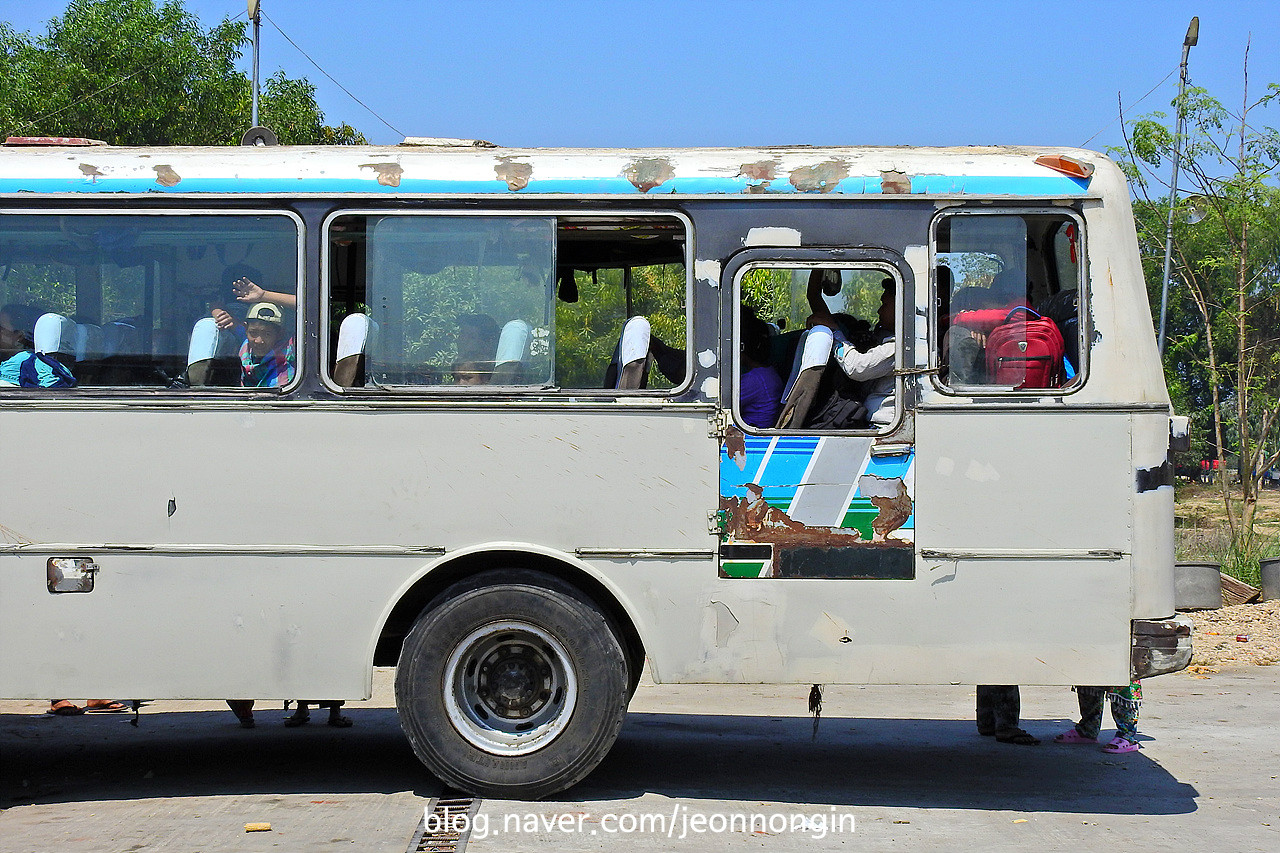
[211,301,296,387]
[738,307,783,429]
[451,360,492,385]
[0,304,41,359]
[224,271,297,311]
[456,314,500,362]
[808,277,896,427]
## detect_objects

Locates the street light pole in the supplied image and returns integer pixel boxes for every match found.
[249,1,261,128]
[1158,17,1199,355]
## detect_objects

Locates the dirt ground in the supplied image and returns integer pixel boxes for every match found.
[1175,482,1280,669]
[1189,600,1280,668]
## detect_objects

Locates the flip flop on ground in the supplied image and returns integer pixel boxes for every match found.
[1054,728,1098,744]
[48,700,85,716]
[1103,736,1140,754]
[995,727,1041,745]
[84,700,129,713]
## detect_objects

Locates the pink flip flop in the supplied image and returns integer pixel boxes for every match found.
[1054,728,1097,744]
[1103,736,1140,754]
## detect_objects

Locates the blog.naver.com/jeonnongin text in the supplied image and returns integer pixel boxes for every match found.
[424,804,856,841]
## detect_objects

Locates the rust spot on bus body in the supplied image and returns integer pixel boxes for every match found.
[789,160,849,194]
[624,158,675,193]
[721,484,863,546]
[723,425,747,471]
[360,162,403,187]
[495,158,533,191]
[739,160,779,193]
[153,165,181,187]
[880,170,911,194]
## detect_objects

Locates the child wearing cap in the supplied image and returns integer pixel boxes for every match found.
[211,300,296,387]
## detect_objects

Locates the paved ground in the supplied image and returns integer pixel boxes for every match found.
[2,667,1278,852]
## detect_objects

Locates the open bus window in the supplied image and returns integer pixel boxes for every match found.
[0,213,300,390]
[933,211,1084,392]
[737,265,899,432]
[326,213,688,392]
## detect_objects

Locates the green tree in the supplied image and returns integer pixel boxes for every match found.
[1114,51,1280,556]
[0,0,366,145]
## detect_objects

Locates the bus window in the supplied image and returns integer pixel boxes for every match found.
[933,210,1084,391]
[736,265,898,431]
[324,213,689,392]
[0,213,300,390]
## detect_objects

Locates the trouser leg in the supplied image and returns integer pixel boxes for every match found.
[1108,681,1141,741]
[977,685,1020,733]
[1074,686,1107,739]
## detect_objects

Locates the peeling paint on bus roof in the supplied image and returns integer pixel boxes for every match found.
[0,145,1105,197]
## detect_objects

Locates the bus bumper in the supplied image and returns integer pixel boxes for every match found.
[1131,615,1193,679]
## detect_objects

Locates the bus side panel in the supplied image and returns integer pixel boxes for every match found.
[1131,411,1176,619]
[633,560,1130,685]
[0,406,715,699]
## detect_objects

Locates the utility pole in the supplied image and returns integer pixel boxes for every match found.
[1158,17,1199,355]
[249,0,262,128]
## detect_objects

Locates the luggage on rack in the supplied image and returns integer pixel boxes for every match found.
[984,306,1065,389]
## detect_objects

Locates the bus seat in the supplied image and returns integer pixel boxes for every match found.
[612,316,651,389]
[186,317,233,386]
[774,325,833,429]
[334,313,377,388]
[74,323,103,362]
[34,313,77,369]
[102,319,142,357]
[491,319,531,385]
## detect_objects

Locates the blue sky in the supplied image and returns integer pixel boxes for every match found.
[6,1,1280,153]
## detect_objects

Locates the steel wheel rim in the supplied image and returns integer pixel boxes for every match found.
[443,620,577,756]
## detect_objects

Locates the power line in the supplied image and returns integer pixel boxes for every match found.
[261,11,404,138]
[1080,66,1178,149]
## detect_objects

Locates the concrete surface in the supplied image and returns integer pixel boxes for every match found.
[2,667,1279,852]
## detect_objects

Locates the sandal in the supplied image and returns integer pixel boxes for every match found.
[85,700,129,713]
[1054,727,1097,744]
[284,709,311,728]
[49,700,85,716]
[327,713,353,728]
[1103,736,1140,754]
[995,727,1041,746]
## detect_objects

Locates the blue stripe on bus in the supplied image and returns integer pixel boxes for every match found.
[0,174,1090,197]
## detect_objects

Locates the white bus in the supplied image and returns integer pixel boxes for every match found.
[0,139,1190,798]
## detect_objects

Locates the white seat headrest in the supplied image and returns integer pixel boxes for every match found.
[34,313,76,356]
[75,323,103,362]
[336,313,376,361]
[187,317,224,366]
[495,320,532,366]
[619,316,651,367]
[781,326,834,402]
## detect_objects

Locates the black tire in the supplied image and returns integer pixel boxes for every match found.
[395,570,630,800]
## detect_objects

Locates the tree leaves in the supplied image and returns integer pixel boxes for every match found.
[0,0,365,145]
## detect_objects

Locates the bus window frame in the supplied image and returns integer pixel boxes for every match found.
[927,205,1088,398]
[319,207,695,398]
[729,254,908,437]
[0,206,306,398]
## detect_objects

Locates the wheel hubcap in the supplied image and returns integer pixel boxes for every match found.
[444,621,577,756]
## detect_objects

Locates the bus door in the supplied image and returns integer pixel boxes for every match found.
[716,250,916,581]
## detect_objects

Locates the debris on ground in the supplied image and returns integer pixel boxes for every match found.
[1189,601,1280,667]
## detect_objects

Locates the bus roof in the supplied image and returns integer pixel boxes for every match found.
[0,143,1114,199]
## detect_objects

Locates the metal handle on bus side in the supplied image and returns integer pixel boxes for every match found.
[47,557,99,593]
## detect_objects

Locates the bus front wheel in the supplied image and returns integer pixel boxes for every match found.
[395,570,629,800]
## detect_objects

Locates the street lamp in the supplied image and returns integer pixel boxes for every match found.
[1157,16,1199,355]
[249,1,261,128]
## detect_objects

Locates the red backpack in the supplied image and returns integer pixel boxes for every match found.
[984,306,1065,389]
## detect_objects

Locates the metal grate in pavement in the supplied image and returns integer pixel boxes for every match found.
[407,792,481,853]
